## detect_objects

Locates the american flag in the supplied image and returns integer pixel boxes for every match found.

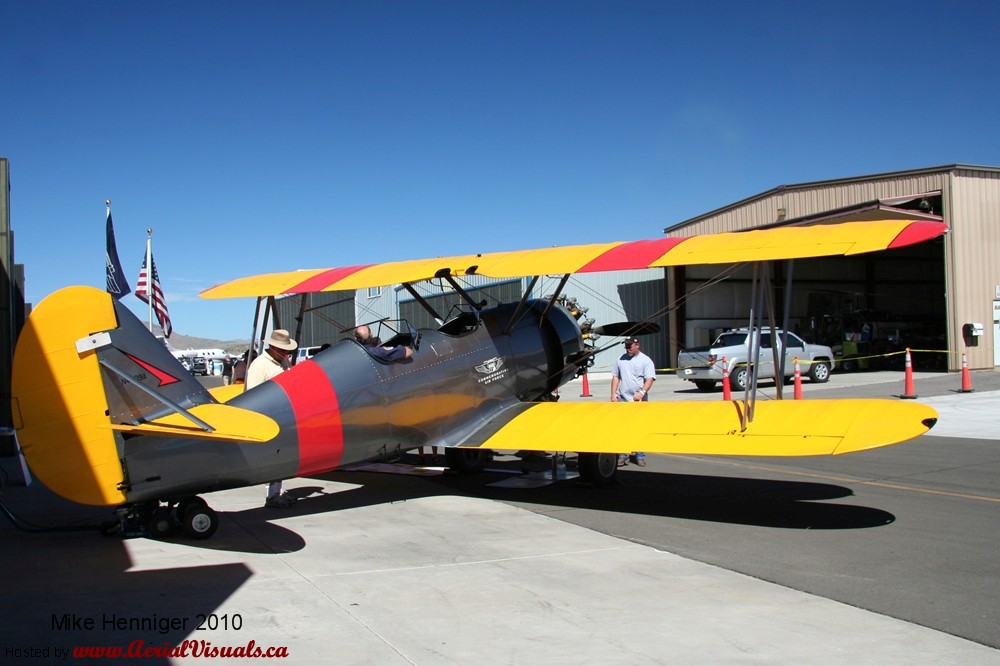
[136,250,172,338]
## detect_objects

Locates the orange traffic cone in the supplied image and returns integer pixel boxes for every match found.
[580,372,592,398]
[960,353,974,393]
[793,357,803,400]
[721,356,732,401]
[901,348,918,399]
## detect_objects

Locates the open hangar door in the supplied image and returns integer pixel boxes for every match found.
[672,235,947,371]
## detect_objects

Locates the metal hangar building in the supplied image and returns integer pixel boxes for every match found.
[661,164,999,374]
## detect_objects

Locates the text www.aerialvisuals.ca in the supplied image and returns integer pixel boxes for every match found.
[72,639,289,659]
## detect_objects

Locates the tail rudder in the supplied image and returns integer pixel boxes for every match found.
[12,287,215,506]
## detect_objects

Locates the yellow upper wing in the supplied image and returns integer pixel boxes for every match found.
[201,220,947,299]
[459,399,938,457]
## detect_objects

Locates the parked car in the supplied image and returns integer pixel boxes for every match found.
[677,328,834,392]
[295,345,326,364]
[189,357,208,376]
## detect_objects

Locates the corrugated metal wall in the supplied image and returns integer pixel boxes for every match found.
[667,171,949,236]
[949,168,1000,369]
[273,291,357,348]
[558,269,669,373]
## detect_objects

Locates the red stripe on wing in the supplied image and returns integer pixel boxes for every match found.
[274,362,345,476]
[578,238,690,272]
[287,265,375,293]
[888,221,948,249]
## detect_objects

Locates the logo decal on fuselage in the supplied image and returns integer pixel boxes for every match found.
[475,356,507,385]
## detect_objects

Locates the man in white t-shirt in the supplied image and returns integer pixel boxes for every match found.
[611,336,655,466]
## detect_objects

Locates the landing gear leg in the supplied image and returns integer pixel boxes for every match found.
[102,496,218,540]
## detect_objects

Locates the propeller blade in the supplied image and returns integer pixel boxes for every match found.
[592,321,661,337]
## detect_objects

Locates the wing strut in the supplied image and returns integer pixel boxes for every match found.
[503,275,539,335]
[441,274,485,312]
[402,282,445,323]
[539,274,571,327]
[740,257,801,429]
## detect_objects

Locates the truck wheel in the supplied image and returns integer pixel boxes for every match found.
[731,366,748,392]
[693,380,716,392]
[809,361,831,383]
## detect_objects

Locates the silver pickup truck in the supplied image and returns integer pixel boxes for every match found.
[677,328,834,392]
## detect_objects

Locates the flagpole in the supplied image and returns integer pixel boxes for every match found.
[145,229,154,333]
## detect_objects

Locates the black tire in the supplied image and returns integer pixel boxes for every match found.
[444,447,491,474]
[809,360,831,383]
[693,380,716,392]
[731,366,749,392]
[577,452,618,486]
[146,508,174,539]
[176,495,207,518]
[181,503,218,540]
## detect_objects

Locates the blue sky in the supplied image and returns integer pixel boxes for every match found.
[7,1,999,340]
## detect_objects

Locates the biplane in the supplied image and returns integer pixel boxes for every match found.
[11,220,944,539]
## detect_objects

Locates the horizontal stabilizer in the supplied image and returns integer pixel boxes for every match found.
[208,384,246,403]
[107,402,279,442]
[463,399,937,457]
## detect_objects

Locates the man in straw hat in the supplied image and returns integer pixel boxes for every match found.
[246,329,298,507]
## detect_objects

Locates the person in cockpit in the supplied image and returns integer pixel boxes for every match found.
[354,325,413,363]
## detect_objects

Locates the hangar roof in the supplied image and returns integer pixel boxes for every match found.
[666,163,993,233]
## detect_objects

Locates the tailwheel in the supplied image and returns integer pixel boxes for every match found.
[179,499,218,540]
[577,452,618,486]
[444,447,492,474]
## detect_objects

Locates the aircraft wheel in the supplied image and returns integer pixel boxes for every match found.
[176,495,207,518]
[693,380,716,392]
[180,503,218,540]
[444,447,491,474]
[577,453,618,486]
[146,508,175,539]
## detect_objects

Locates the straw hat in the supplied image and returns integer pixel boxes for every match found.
[267,329,298,351]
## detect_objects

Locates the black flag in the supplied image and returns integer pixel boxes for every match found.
[105,206,130,299]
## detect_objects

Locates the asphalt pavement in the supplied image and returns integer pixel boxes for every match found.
[1,368,998,664]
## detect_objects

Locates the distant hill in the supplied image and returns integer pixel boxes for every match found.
[153,326,250,355]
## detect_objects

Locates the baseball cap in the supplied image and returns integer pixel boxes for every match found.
[623,336,640,347]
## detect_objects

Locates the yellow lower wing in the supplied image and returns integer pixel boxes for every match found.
[470,400,937,456]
